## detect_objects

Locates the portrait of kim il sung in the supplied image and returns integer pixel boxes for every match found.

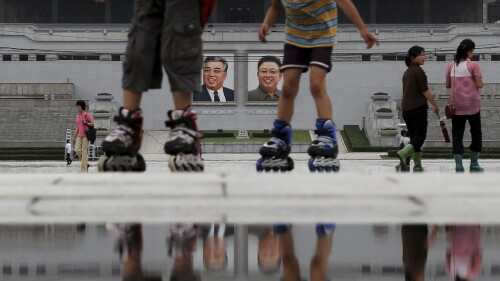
[193,56,235,103]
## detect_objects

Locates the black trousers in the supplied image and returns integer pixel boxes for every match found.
[451,111,482,154]
[402,105,428,152]
[66,153,71,163]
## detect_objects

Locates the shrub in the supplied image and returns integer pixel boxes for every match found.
[376,108,392,113]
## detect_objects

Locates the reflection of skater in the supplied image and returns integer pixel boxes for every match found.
[256,0,378,172]
[65,140,72,165]
[401,225,439,281]
[168,224,201,281]
[396,130,411,172]
[274,224,334,281]
[445,225,482,281]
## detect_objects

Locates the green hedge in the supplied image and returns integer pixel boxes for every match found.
[202,132,235,138]
[251,133,272,138]
[388,149,500,159]
[0,155,63,161]
[0,150,64,156]
[0,147,63,151]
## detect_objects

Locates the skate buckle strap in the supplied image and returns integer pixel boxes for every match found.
[171,127,204,139]
[165,115,196,129]
[271,129,288,139]
[314,129,330,136]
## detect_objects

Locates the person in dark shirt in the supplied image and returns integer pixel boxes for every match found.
[397,46,439,172]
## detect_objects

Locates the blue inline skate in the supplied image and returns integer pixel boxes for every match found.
[256,120,294,172]
[308,119,340,172]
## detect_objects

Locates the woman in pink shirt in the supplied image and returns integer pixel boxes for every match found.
[445,39,484,172]
[73,100,93,172]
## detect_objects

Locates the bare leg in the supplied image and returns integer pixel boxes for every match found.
[172,91,193,110]
[123,90,143,111]
[309,66,332,120]
[277,69,303,123]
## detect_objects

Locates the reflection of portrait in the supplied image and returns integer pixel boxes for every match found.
[248,56,282,101]
[248,225,281,274]
[193,56,235,102]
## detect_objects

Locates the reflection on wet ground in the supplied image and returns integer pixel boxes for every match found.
[0,224,499,281]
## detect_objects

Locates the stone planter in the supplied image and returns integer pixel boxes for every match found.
[375,112,394,119]
[93,112,111,118]
[379,129,398,136]
[371,94,390,101]
[95,94,114,101]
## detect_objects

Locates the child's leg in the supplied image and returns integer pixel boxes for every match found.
[309,66,332,120]
[172,91,193,110]
[123,90,143,111]
[276,69,303,123]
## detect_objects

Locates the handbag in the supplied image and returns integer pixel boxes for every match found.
[85,125,96,144]
[445,65,456,119]
[445,103,455,119]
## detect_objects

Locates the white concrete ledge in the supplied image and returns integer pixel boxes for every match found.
[0,173,497,224]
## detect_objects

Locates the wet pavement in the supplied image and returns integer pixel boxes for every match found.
[0,223,499,281]
[1,154,499,280]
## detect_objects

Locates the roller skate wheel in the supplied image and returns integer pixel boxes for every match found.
[134,154,146,172]
[256,158,264,172]
[308,158,316,172]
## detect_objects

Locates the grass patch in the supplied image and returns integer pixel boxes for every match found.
[200,130,311,143]
[387,148,500,159]
[343,125,371,147]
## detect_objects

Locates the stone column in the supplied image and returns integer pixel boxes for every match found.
[0,0,5,23]
[423,0,430,23]
[482,0,488,23]
[105,0,111,23]
[370,0,377,24]
[51,0,58,23]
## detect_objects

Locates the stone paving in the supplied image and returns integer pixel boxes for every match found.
[0,153,499,174]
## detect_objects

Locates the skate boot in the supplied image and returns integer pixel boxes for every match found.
[164,108,204,172]
[98,107,146,172]
[308,119,340,172]
[256,120,294,172]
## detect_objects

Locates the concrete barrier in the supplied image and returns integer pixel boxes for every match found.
[0,173,497,224]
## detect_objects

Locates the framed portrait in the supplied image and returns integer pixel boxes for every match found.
[246,53,283,105]
[193,52,236,106]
